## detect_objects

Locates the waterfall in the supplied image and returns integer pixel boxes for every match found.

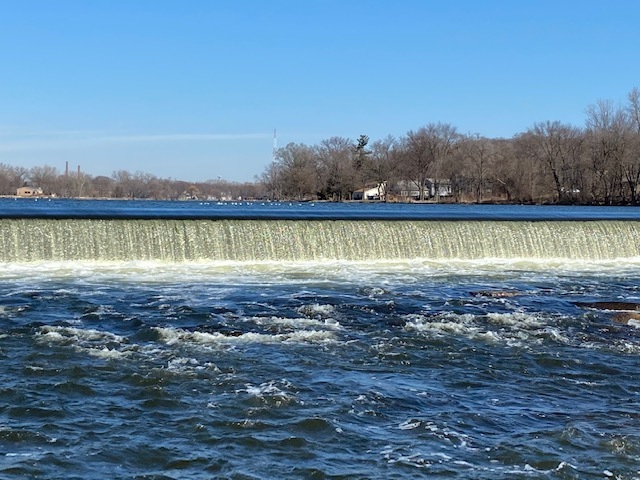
[1,218,638,262]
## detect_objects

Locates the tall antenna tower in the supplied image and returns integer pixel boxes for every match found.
[272,128,277,163]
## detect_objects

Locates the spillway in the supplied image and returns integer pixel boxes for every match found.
[1,218,638,262]
[4,202,640,478]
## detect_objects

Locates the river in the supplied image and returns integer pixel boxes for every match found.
[1,199,639,479]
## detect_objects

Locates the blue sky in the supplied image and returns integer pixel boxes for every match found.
[1,1,639,182]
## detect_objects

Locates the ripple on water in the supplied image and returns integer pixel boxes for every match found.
[2,249,640,479]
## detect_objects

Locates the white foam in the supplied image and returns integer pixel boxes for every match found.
[252,314,342,330]
[486,312,545,328]
[154,326,336,347]
[38,330,66,342]
[297,303,336,318]
[24,365,44,372]
[405,313,479,337]
[36,325,130,359]
[87,347,127,359]
[38,325,125,344]
[615,342,640,355]
[405,310,640,355]
[404,312,578,349]
[237,380,299,406]
[164,357,222,375]
[628,319,640,329]
[543,327,571,344]
[398,420,421,430]
[2,256,640,285]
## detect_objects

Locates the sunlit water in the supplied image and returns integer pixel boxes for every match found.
[1,200,640,479]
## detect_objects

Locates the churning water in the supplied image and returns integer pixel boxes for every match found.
[1,200,640,479]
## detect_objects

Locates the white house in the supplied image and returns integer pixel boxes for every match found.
[352,183,386,201]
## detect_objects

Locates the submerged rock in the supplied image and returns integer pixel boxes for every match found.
[471,290,520,298]
[612,311,640,325]
[574,301,640,326]
[573,301,640,311]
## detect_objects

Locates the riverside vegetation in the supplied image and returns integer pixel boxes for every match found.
[3,88,640,205]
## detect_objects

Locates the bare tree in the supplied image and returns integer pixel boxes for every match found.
[258,161,283,200]
[403,122,459,201]
[72,172,93,198]
[627,87,640,134]
[515,121,584,203]
[112,170,156,198]
[28,165,59,193]
[458,135,498,203]
[275,143,319,200]
[12,166,29,188]
[53,173,74,197]
[618,88,640,203]
[491,139,531,202]
[585,99,631,204]
[91,176,115,198]
[0,163,22,194]
[315,137,356,201]
[367,136,401,201]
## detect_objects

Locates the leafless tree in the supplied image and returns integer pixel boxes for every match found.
[315,137,356,201]
[258,161,283,200]
[28,165,59,193]
[627,87,640,134]
[585,100,631,204]
[4,86,640,204]
[622,88,640,203]
[91,176,115,198]
[366,136,401,201]
[0,163,22,194]
[515,121,584,203]
[112,170,156,198]
[403,122,459,200]
[458,135,498,203]
[491,139,532,202]
[275,143,319,200]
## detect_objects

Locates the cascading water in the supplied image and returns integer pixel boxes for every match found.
[1,218,639,262]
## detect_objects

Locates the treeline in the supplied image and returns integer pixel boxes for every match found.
[0,165,263,200]
[260,87,640,204]
[3,88,640,204]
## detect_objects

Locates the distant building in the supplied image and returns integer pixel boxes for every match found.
[352,183,385,201]
[16,186,44,198]
[396,179,451,200]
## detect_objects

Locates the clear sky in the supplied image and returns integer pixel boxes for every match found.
[1,1,639,182]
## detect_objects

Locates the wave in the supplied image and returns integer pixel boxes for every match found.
[404,311,640,354]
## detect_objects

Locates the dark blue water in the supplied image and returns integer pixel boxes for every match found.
[4,197,640,220]
[1,200,640,479]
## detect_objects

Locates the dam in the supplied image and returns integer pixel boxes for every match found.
[1,217,639,262]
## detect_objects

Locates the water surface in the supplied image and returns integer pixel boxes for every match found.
[1,201,639,479]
